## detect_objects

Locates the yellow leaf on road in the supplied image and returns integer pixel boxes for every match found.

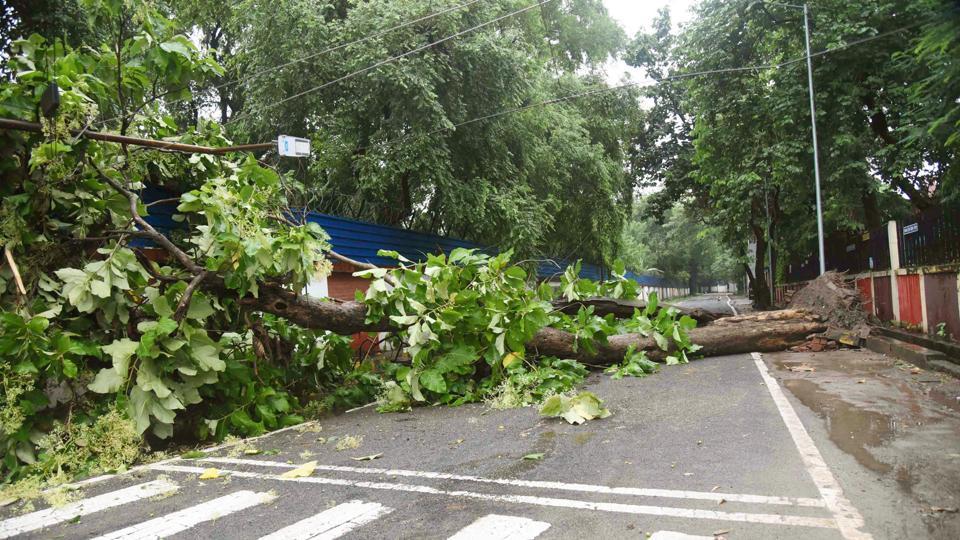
[198,468,221,480]
[280,460,317,479]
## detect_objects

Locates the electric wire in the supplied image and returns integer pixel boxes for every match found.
[354,20,925,153]
[223,0,556,127]
[95,0,484,129]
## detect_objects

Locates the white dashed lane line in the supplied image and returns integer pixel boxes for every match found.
[0,479,179,539]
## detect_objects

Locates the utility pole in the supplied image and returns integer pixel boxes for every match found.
[764,2,826,275]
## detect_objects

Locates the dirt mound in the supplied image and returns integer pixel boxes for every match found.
[788,271,870,333]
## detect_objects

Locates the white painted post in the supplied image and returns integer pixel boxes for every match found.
[887,220,901,322]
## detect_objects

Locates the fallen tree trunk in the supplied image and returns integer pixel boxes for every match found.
[207,285,823,364]
[710,309,818,326]
[551,297,723,325]
[529,320,827,364]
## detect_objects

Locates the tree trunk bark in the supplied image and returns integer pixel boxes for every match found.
[550,297,724,324]
[528,320,826,365]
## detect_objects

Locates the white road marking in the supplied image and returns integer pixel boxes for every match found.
[195,456,825,508]
[649,532,714,540]
[91,490,274,540]
[56,420,322,490]
[149,464,839,529]
[0,479,178,539]
[752,352,873,540]
[259,500,392,540]
[448,514,550,540]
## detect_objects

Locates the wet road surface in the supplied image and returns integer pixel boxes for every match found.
[3,349,958,539]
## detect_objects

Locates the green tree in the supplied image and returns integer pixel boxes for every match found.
[169,0,632,266]
[624,0,955,306]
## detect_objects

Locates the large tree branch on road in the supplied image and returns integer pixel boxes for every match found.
[98,171,821,362]
[551,297,723,325]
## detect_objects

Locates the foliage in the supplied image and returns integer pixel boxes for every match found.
[171,0,634,266]
[539,391,611,425]
[626,1,957,305]
[0,0,707,489]
[358,249,699,407]
[0,2,345,484]
[487,357,588,409]
[620,200,740,291]
[604,345,659,380]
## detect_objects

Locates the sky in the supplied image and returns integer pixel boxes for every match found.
[601,0,698,82]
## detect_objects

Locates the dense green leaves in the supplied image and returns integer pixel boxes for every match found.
[359,249,699,406]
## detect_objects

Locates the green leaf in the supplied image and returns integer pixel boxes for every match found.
[419,369,447,394]
[102,338,138,374]
[88,367,124,393]
[159,39,192,58]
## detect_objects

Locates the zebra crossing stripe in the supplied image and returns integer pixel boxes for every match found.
[259,500,392,540]
[448,514,551,540]
[0,479,178,539]
[91,490,275,540]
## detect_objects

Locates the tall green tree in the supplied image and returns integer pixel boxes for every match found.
[625,0,956,306]
[169,0,632,265]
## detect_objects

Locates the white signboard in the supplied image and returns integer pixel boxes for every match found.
[278,135,311,157]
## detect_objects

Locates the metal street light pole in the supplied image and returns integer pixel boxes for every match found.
[765,2,826,275]
[803,4,827,275]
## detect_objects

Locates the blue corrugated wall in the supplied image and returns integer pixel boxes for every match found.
[138,190,679,287]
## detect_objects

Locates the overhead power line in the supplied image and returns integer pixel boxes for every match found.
[224,0,557,126]
[0,19,923,156]
[356,21,926,153]
[96,0,485,129]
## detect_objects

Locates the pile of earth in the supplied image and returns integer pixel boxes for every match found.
[788,271,871,334]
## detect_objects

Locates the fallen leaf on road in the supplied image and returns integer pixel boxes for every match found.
[786,364,816,372]
[683,472,694,476]
[523,453,545,461]
[243,448,261,455]
[717,498,726,505]
[335,435,362,451]
[181,450,205,459]
[351,453,383,461]
[198,468,222,480]
[930,506,958,513]
[910,367,921,374]
[713,530,730,536]
[857,379,866,384]
[711,485,720,492]
[281,461,317,478]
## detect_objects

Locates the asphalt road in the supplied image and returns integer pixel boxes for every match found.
[4,344,959,539]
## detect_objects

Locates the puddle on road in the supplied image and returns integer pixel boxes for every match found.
[782,378,897,474]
